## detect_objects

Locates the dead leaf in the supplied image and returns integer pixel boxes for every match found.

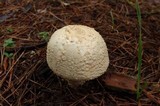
[102,72,137,93]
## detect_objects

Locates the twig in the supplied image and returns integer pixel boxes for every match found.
[143,90,160,105]
[0,41,47,52]
[0,94,11,106]
[48,11,67,25]
[0,51,24,88]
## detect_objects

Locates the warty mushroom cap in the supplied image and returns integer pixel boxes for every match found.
[47,25,109,86]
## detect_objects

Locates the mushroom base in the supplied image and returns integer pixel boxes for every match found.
[67,79,86,87]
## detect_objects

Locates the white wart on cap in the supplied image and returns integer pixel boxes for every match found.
[47,25,109,86]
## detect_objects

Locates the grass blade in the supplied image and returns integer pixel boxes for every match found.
[135,0,143,100]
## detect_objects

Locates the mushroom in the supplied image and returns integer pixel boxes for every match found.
[47,25,109,87]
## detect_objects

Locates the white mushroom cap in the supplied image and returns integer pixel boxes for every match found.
[47,25,109,86]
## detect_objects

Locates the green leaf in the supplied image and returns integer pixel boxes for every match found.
[38,31,49,41]
[4,52,13,58]
[6,27,13,33]
[3,38,15,47]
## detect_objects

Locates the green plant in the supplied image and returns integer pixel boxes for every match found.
[38,31,49,41]
[6,27,13,33]
[135,0,143,100]
[3,38,15,47]
[110,9,115,28]
[4,52,13,58]
[3,38,15,58]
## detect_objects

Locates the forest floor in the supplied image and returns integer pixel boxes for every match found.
[0,0,160,106]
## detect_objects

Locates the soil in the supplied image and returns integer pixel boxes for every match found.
[0,0,160,106]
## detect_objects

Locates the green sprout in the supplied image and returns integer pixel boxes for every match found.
[110,9,115,28]
[6,27,13,33]
[3,38,15,47]
[4,52,13,58]
[38,31,49,41]
[3,38,15,58]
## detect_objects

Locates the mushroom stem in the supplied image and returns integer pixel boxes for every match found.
[67,80,86,87]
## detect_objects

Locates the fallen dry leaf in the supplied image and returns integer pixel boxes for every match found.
[102,72,137,93]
